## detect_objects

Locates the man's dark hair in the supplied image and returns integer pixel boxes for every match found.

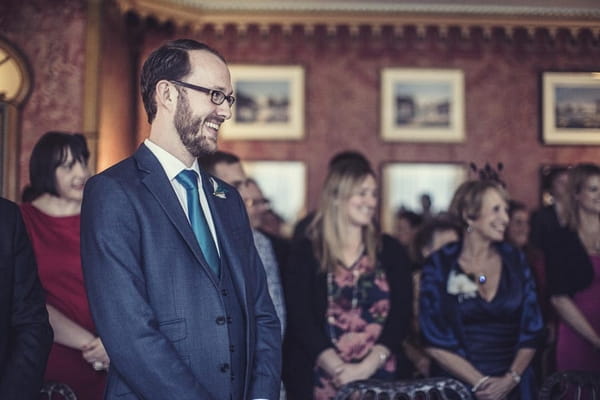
[198,151,240,174]
[413,214,462,264]
[328,150,370,171]
[141,39,225,124]
[22,131,90,202]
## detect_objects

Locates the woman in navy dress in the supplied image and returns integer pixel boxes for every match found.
[420,180,544,400]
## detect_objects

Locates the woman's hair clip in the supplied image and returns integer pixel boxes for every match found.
[469,162,506,187]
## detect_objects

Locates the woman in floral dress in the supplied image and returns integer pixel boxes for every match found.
[284,159,413,400]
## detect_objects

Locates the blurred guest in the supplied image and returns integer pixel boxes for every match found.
[401,216,461,379]
[20,132,107,400]
[394,210,423,250]
[546,163,600,371]
[262,208,287,238]
[201,151,288,398]
[419,193,434,221]
[420,180,544,400]
[506,200,555,381]
[292,150,371,242]
[0,197,53,400]
[284,160,412,400]
[530,166,569,252]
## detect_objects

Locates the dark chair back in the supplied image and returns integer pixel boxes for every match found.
[539,370,600,400]
[40,382,77,400]
[334,377,473,400]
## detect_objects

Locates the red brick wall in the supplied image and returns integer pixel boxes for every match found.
[0,0,87,197]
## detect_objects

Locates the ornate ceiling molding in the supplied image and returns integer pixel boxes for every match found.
[115,0,600,40]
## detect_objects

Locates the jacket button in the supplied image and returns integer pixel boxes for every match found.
[230,345,235,352]
[221,289,228,296]
[216,316,226,325]
[220,363,230,373]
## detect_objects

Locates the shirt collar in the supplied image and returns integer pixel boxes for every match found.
[144,139,201,182]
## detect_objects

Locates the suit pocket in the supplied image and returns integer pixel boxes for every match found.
[159,318,187,342]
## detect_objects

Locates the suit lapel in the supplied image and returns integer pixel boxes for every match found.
[200,171,248,305]
[134,145,217,282]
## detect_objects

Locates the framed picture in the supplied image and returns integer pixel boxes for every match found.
[381,68,465,142]
[220,65,305,140]
[542,72,600,144]
[380,162,467,235]
[242,161,306,236]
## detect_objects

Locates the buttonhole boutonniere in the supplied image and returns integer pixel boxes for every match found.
[210,177,227,199]
[447,269,478,302]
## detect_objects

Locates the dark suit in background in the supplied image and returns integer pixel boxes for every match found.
[0,197,53,400]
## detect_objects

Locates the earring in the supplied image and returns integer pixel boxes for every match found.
[466,225,473,233]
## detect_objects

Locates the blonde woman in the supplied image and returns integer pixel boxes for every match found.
[283,159,412,400]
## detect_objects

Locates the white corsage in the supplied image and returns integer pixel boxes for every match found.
[447,269,478,302]
[210,177,227,199]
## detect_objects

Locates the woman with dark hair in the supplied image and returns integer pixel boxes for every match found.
[420,180,544,400]
[547,163,600,371]
[20,132,107,400]
[284,159,412,400]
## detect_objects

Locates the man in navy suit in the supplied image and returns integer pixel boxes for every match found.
[81,39,281,399]
[0,197,53,400]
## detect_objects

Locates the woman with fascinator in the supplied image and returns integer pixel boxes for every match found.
[419,177,544,400]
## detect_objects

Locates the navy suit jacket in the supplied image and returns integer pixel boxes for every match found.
[81,144,281,399]
[0,198,53,400]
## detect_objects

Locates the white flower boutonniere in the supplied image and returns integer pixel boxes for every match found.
[210,177,227,199]
[447,269,478,302]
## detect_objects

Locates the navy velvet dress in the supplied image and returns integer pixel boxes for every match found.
[419,242,544,399]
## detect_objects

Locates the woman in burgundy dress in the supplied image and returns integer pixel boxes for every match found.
[284,159,413,400]
[547,163,600,371]
[20,132,108,399]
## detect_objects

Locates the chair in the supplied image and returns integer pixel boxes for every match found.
[40,382,77,400]
[539,370,600,400]
[334,377,473,400]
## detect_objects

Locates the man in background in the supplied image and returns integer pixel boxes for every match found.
[201,151,287,399]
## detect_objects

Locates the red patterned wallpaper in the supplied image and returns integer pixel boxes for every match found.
[137,26,600,211]
[0,0,87,197]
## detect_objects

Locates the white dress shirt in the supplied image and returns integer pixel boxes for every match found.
[144,139,220,255]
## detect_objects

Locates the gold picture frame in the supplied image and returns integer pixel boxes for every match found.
[542,72,600,145]
[381,68,465,143]
[221,65,305,140]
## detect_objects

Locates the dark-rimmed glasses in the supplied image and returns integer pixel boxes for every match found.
[170,80,235,106]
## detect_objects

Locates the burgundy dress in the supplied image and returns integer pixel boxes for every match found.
[556,254,600,371]
[20,203,106,400]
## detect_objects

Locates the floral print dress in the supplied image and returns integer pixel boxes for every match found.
[314,254,396,400]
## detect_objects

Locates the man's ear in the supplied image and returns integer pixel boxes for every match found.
[155,80,176,113]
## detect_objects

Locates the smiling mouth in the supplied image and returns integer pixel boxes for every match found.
[205,120,221,130]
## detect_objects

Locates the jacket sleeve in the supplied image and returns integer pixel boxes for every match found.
[0,201,53,400]
[283,238,332,364]
[376,235,413,353]
[81,174,214,399]
[242,201,282,399]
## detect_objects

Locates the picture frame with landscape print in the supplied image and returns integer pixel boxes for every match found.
[381,68,465,142]
[220,65,305,140]
[542,72,600,145]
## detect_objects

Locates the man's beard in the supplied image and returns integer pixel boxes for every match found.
[174,91,215,158]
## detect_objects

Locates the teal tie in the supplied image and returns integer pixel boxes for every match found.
[176,170,220,276]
